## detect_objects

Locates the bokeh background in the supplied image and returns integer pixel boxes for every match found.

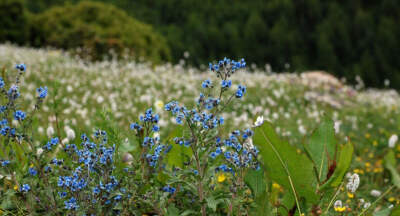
[1,0,400,89]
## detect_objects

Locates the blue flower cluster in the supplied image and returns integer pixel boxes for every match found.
[0,119,16,137]
[64,197,79,210]
[0,159,10,167]
[7,84,20,100]
[58,170,88,192]
[21,184,30,192]
[235,85,246,98]
[29,167,37,176]
[15,64,26,72]
[215,164,234,173]
[211,129,259,169]
[13,110,26,121]
[202,79,212,88]
[130,108,167,168]
[209,58,246,77]
[37,86,48,99]
[44,137,59,151]
[162,185,176,194]
[165,101,224,130]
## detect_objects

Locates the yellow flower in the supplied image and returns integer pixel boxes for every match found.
[30,163,34,168]
[365,162,371,167]
[388,197,396,202]
[13,185,18,191]
[347,192,354,199]
[373,140,378,146]
[334,206,346,212]
[272,183,280,189]
[217,173,226,183]
[354,169,364,174]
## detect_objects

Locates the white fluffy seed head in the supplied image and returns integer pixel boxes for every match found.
[346,173,360,193]
[388,134,398,148]
[47,126,55,137]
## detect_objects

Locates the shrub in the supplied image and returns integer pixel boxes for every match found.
[0,0,29,44]
[31,1,171,62]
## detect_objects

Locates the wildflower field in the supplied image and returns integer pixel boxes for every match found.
[0,44,399,215]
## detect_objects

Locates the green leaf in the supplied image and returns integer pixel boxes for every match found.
[390,205,400,216]
[245,169,273,216]
[165,127,192,168]
[384,150,400,189]
[253,122,319,209]
[320,141,353,190]
[166,204,180,216]
[206,196,218,212]
[244,169,266,198]
[374,208,392,216]
[304,118,336,182]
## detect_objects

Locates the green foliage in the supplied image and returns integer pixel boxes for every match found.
[244,169,272,216]
[253,121,318,213]
[30,1,171,62]
[304,117,336,183]
[384,150,400,189]
[0,0,29,44]
[319,141,353,190]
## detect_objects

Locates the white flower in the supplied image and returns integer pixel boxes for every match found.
[334,121,341,134]
[346,173,360,193]
[370,190,381,197]
[62,138,69,144]
[37,148,44,156]
[334,200,343,209]
[254,116,264,127]
[66,128,76,140]
[154,100,164,111]
[298,125,306,135]
[363,202,371,209]
[47,126,55,137]
[388,134,398,148]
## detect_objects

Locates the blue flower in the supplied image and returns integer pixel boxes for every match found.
[93,187,100,195]
[202,79,212,88]
[15,64,26,72]
[37,86,48,99]
[58,191,67,198]
[64,197,79,210]
[21,184,30,192]
[152,125,160,132]
[13,110,26,121]
[0,78,4,89]
[221,80,232,88]
[29,167,37,176]
[1,160,10,166]
[235,85,246,98]
[8,85,20,100]
[162,185,176,194]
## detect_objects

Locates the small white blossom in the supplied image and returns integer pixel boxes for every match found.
[334,121,341,134]
[66,128,76,140]
[363,202,371,209]
[334,200,343,209]
[388,134,398,148]
[47,126,55,137]
[370,190,381,197]
[346,173,360,193]
[254,116,264,127]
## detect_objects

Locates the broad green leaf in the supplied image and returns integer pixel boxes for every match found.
[384,150,400,189]
[167,204,180,216]
[253,122,319,209]
[245,169,272,216]
[304,118,336,182]
[390,205,400,216]
[244,169,266,198]
[206,196,218,212]
[374,208,392,216]
[320,141,353,191]
[164,126,193,168]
